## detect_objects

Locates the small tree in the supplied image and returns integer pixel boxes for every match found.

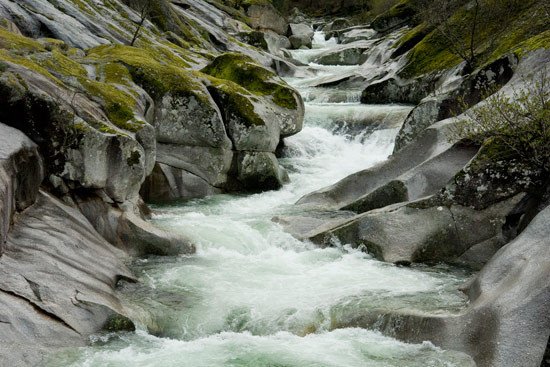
[453,69,550,174]
[414,0,481,72]
[414,0,523,73]
[126,0,153,46]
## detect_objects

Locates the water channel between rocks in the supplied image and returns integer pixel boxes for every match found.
[51,32,476,367]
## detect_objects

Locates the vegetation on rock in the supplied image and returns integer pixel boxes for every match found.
[401,0,550,77]
[452,70,550,176]
[202,52,298,109]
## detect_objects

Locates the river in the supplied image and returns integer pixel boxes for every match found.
[51,31,475,367]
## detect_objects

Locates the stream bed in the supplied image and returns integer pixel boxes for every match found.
[50,32,476,367]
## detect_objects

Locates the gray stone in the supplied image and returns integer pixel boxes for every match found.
[0,191,135,364]
[289,34,312,49]
[361,205,550,367]
[297,120,478,211]
[309,194,522,264]
[237,151,288,191]
[247,4,288,35]
[154,90,232,149]
[140,163,222,202]
[156,143,234,188]
[340,28,377,44]
[313,42,374,66]
[74,194,195,256]
[0,123,44,250]
[0,63,154,204]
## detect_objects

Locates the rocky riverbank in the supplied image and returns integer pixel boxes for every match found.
[0,0,548,366]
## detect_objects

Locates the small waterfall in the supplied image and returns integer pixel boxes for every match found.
[51,28,474,367]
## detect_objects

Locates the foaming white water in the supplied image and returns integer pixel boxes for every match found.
[53,30,473,367]
[53,329,474,367]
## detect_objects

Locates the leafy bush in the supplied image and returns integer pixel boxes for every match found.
[453,70,550,174]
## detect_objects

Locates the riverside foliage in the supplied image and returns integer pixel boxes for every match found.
[455,70,550,175]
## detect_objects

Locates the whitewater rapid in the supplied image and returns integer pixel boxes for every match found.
[50,31,475,367]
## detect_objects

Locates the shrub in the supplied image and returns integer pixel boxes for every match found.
[453,69,550,174]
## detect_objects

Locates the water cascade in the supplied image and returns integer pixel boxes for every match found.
[52,31,476,367]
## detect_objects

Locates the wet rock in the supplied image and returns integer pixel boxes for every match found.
[297,120,478,211]
[75,194,195,256]
[237,151,289,191]
[140,163,222,203]
[290,34,312,49]
[246,3,288,35]
[370,205,550,367]
[309,194,522,264]
[361,76,434,105]
[313,42,372,66]
[0,191,135,364]
[340,28,377,44]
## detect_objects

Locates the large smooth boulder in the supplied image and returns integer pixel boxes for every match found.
[340,28,377,44]
[313,42,373,65]
[0,37,155,205]
[361,76,434,105]
[394,54,518,153]
[335,205,550,367]
[309,194,522,264]
[289,23,314,38]
[289,34,312,49]
[371,1,416,33]
[0,123,43,250]
[296,119,477,211]
[0,191,135,365]
[246,3,288,35]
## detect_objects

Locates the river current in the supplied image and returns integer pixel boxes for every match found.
[51,32,475,367]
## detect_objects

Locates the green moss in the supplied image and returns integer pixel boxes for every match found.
[207,77,265,127]
[0,28,45,53]
[514,30,550,55]
[401,32,462,77]
[0,50,60,83]
[401,0,548,77]
[103,314,135,332]
[202,52,297,110]
[87,44,203,101]
[33,49,88,79]
[80,78,143,132]
[38,38,69,52]
[102,62,133,84]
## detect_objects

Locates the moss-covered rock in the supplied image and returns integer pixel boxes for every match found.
[400,0,549,78]
[103,314,136,332]
[202,52,298,110]
[371,0,416,33]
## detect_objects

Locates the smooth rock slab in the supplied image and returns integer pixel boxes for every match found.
[309,195,522,264]
[0,191,135,364]
[0,123,43,251]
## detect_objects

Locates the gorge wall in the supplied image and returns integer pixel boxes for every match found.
[0,0,548,366]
